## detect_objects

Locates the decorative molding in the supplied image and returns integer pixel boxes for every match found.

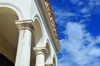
[34,0,58,53]
[15,20,36,32]
[36,0,60,52]
[44,0,58,41]
[33,47,48,55]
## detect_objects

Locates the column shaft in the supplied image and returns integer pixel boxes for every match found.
[36,53,45,66]
[15,29,32,66]
[33,47,48,66]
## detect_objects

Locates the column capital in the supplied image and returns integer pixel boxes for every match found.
[15,19,36,32]
[33,47,48,55]
[45,62,54,66]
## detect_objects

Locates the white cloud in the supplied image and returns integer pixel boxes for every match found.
[89,0,95,5]
[52,7,76,25]
[89,47,100,56]
[80,7,89,13]
[58,22,100,66]
[54,9,75,17]
[78,2,83,6]
[82,14,91,17]
[70,0,78,4]
[95,0,100,5]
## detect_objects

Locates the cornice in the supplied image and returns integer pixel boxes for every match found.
[36,0,60,52]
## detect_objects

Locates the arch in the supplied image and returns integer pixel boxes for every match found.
[32,14,43,30]
[0,2,23,63]
[45,54,57,66]
[0,2,24,20]
[45,39,52,62]
[52,54,56,66]
[53,55,56,66]
[32,14,43,47]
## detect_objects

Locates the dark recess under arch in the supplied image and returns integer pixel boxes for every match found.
[0,53,14,66]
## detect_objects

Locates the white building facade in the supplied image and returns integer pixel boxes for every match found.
[0,0,60,66]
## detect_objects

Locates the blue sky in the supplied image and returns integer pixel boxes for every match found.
[49,0,100,66]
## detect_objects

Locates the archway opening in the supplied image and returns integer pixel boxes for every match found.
[0,53,14,66]
[0,7,19,63]
[45,43,51,63]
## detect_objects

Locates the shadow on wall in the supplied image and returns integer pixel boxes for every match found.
[45,43,51,62]
[33,19,43,47]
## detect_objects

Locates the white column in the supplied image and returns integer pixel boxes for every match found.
[33,47,48,66]
[15,20,34,66]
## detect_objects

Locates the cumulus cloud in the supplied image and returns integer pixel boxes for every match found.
[58,22,100,66]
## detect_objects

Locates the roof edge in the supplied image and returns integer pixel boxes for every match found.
[36,0,60,52]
